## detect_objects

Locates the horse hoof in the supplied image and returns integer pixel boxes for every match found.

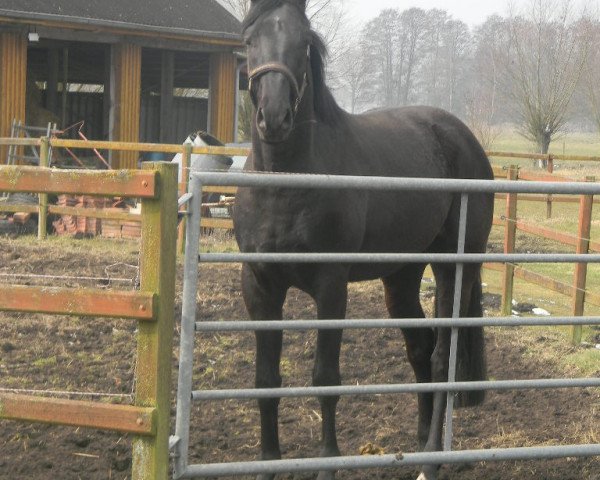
[416,472,437,480]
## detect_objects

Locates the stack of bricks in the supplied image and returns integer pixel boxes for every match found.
[101,199,141,239]
[52,196,141,239]
[75,196,107,235]
[52,195,79,235]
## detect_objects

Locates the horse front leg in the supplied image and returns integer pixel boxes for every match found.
[241,264,288,480]
[311,273,348,480]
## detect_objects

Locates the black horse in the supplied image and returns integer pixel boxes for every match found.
[233,1,494,479]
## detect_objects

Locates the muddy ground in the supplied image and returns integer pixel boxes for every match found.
[0,238,598,480]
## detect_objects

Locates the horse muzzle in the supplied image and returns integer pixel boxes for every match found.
[256,103,294,143]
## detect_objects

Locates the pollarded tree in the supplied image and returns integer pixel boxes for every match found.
[504,0,593,155]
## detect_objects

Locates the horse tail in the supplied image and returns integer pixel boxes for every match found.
[455,276,487,408]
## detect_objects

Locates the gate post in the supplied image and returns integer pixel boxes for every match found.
[132,162,178,479]
[37,137,50,239]
[501,166,519,316]
[571,176,594,345]
[177,143,193,254]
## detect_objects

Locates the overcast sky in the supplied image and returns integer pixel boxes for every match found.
[345,0,510,26]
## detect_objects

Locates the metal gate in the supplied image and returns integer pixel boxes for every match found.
[170,171,600,479]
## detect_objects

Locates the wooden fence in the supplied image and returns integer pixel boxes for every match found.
[1,138,598,338]
[0,161,178,480]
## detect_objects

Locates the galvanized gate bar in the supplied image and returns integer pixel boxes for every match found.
[191,378,600,401]
[198,252,600,263]
[180,444,600,478]
[175,171,600,479]
[192,171,600,195]
[444,193,469,451]
[194,316,600,331]
[174,175,205,478]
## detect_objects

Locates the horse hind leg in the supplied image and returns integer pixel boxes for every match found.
[455,272,486,407]
[382,264,434,451]
[418,262,486,480]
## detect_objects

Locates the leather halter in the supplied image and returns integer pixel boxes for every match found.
[248,45,310,114]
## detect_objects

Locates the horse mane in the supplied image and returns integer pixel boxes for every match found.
[242,0,345,125]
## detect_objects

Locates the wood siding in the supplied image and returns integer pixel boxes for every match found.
[0,32,27,164]
[209,52,236,143]
[112,43,141,169]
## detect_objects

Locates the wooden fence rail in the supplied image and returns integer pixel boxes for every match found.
[0,161,178,480]
[1,138,598,340]
[496,165,597,343]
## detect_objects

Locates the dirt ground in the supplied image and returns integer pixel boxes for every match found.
[0,238,599,480]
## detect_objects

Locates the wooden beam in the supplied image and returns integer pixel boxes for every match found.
[572,178,594,344]
[0,393,155,436]
[49,205,140,221]
[133,162,178,479]
[517,171,571,183]
[111,43,141,169]
[0,166,157,198]
[0,18,242,49]
[0,31,27,164]
[501,166,518,316]
[201,217,233,230]
[48,138,250,156]
[0,286,155,320]
[203,185,238,195]
[515,220,579,248]
[483,264,600,308]
[209,52,237,143]
[0,204,38,214]
[495,193,600,205]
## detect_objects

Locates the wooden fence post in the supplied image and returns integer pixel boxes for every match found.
[501,165,519,316]
[571,176,594,345]
[37,137,50,239]
[546,154,554,219]
[177,143,192,254]
[132,162,178,479]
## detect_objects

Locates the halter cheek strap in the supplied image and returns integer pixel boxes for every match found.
[248,45,310,114]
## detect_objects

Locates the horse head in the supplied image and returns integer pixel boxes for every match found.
[243,0,311,143]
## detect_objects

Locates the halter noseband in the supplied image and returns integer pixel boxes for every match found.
[248,45,310,114]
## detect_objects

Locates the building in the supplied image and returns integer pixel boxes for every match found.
[0,0,244,168]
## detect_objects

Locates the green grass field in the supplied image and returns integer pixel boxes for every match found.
[491,128,600,157]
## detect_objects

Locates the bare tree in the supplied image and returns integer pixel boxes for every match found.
[329,35,372,112]
[360,9,400,108]
[466,15,508,148]
[397,8,428,106]
[420,9,450,108]
[441,19,471,115]
[582,17,600,136]
[504,0,592,156]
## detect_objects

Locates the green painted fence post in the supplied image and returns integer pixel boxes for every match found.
[38,137,50,240]
[132,162,178,480]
